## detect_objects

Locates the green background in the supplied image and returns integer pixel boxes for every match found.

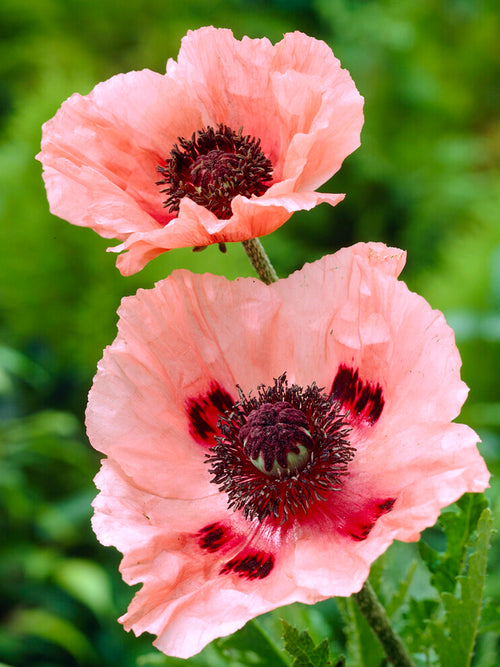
[1,0,499,665]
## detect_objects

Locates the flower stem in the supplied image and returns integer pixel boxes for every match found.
[241,238,279,284]
[353,581,415,667]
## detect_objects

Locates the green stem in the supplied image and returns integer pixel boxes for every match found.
[241,238,278,284]
[353,581,415,667]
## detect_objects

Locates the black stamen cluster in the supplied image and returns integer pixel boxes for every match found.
[157,124,273,219]
[206,374,355,524]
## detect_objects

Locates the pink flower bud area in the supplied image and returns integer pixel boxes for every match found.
[87,243,489,658]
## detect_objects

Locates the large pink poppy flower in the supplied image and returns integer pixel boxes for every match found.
[87,243,489,657]
[37,27,363,275]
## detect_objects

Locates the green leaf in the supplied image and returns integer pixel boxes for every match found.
[401,598,440,657]
[335,599,384,667]
[478,599,500,634]
[0,344,50,391]
[368,552,386,596]
[386,560,417,617]
[137,642,220,666]
[216,619,289,667]
[136,653,184,666]
[53,558,114,618]
[281,620,334,667]
[431,507,493,667]
[136,653,194,666]
[9,608,97,663]
[419,493,488,594]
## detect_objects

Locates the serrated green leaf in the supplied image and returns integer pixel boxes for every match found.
[431,507,493,667]
[419,493,488,594]
[281,622,315,666]
[216,619,288,667]
[334,600,361,667]
[281,620,333,667]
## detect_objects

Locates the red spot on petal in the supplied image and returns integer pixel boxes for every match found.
[197,523,231,553]
[331,365,384,425]
[220,552,274,580]
[186,383,234,447]
[345,497,396,541]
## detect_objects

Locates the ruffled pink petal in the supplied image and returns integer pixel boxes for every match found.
[96,458,400,658]
[93,461,302,658]
[114,190,345,275]
[360,421,489,542]
[292,422,488,599]
[166,28,280,167]
[169,28,363,183]
[270,32,364,188]
[38,69,207,236]
[272,242,468,423]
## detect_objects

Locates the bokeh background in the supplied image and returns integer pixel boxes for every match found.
[1,0,499,665]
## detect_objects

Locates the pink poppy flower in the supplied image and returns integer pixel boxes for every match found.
[37,27,363,275]
[87,242,489,657]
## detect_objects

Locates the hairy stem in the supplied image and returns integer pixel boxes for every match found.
[353,581,415,667]
[241,238,278,284]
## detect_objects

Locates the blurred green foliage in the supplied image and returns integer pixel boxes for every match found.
[1,0,499,665]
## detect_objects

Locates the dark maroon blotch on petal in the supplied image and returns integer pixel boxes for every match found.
[378,498,396,512]
[220,552,274,580]
[186,383,234,447]
[331,365,385,425]
[345,497,396,541]
[197,523,231,553]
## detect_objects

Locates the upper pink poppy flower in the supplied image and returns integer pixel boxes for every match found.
[37,27,363,275]
[87,242,489,658]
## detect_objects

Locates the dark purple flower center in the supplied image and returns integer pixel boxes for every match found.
[206,374,355,523]
[240,402,313,475]
[157,124,273,220]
